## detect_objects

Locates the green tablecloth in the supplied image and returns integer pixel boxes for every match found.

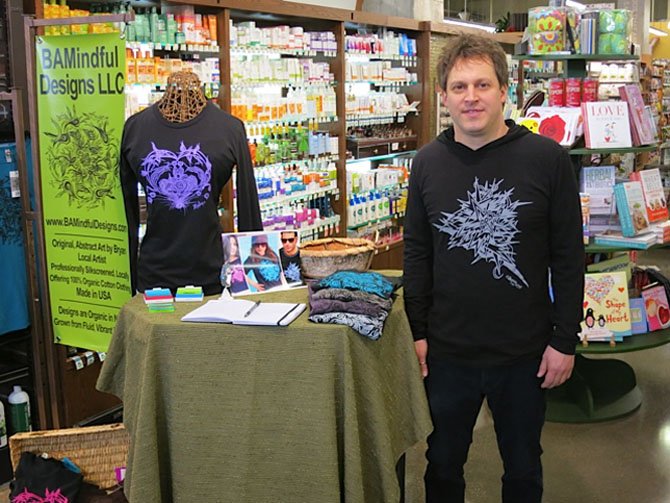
[97,285,433,503]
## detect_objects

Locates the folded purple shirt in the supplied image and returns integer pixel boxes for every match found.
[309,286,393,311]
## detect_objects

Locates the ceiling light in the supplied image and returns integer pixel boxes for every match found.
[650,26,668,37]
[442,18,497,34]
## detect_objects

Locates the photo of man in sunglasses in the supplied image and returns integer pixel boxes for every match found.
[279,231,303,285]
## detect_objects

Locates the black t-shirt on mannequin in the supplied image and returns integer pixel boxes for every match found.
[120,101,262,295]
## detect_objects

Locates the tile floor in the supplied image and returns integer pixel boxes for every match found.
[2,251,669,503]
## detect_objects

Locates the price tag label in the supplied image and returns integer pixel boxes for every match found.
[10,171,20,198]
[97,352,107,362]
[72,356,84,370]
[84,351,95,366]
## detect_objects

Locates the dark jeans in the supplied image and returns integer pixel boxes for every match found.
[424,357,546,503]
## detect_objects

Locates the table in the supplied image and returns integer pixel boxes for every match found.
[546,328,670,423]
[96,286,433,502]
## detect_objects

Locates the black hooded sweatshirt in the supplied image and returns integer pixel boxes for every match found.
[403,120,585,366]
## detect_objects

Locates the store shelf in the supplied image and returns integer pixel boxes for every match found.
[346,80,418,87]
[585,241,668,253]
[346,150,416,164]
[347,215,393,231]
[513,54,638,62]
[569,145,657,155]
[259,187,339,211]
[231,47,336,58]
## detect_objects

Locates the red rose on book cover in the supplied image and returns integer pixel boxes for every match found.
[538,115,566,144]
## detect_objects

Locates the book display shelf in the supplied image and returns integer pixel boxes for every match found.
[515,52,670,423]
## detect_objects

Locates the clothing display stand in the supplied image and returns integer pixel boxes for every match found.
[156,71,207,123]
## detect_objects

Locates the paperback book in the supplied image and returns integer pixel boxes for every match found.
[628,297,648,334]
[592,230,656,249]
[579,165,617,233]
[618,84,657,146]
[579,271,632,342]
[613,181,650,237]
[629,168,669,223]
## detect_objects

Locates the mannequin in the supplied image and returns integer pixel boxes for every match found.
[157,71,207,123]
[119,71,261,295]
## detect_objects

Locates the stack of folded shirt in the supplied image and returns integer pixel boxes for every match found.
[308,270,397,340]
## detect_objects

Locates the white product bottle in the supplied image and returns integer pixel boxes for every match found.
[0,400,6,447]
[8,386,31,434]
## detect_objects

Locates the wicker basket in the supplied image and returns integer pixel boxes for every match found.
[300,238,376,278]
[9,423,129,490]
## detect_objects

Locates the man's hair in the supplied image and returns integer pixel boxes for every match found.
[281,230,297,238]
[436,34,508,91]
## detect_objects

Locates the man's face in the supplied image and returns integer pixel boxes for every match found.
[281,233,297,255]
[442,56,507,149]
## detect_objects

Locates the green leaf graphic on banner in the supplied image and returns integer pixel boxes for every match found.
[44,106,119,208]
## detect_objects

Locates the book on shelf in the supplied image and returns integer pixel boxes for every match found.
[628,297,648,334]
[579,271,632,342]
[580,193,590,245]
[592,230,656,249]
[629,168,669,223]
[521,106,582,147]
[579,165,617,233]
[640,283,670,331]
[581,101,632,149]
[613,181,650,237]
[652,221,670,244]
[618,84,657,146]
[587,254,632,281]
[181,298,306,326]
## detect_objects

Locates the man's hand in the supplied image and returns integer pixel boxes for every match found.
[415,339,428,378]
[537,345,574,389]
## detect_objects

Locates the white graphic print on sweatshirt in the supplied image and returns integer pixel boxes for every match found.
[433,177,531,289]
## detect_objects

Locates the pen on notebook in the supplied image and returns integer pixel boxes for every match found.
[243,301,261,318]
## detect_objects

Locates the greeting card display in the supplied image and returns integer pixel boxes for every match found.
[579,271,632,342]
[581,101,632,149]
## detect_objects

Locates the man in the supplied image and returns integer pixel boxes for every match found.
[279,230,302,285]
[403,34,584,503]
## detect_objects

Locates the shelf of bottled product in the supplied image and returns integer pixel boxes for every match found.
[259,187,340,212]
[513,54,638,62]
[346,80,418,87]
[230,80,337,90]
[346,111,417,127]
[346,150,415,165]
[117,2,429,255]
[230,47,337,58]
[297,215,341,238]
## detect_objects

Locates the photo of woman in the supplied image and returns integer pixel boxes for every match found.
[243,234,285,292]
[221,234,249,294]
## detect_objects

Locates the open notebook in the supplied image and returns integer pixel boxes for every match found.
[181,299,306,326]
